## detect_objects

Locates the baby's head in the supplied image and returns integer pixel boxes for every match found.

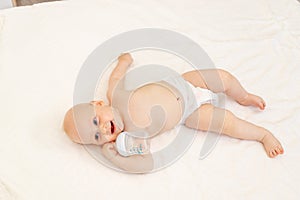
[63,101,124,145]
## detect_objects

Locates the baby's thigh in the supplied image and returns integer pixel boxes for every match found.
[181,70,208,89]
[182,69,228,92]
[184,104,227,132]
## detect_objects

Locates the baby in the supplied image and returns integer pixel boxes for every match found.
[63,53,284,172]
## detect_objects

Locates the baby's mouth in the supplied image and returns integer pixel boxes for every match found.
[110,121,115,134]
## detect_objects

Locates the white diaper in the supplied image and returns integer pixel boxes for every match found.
[161,75,218,124]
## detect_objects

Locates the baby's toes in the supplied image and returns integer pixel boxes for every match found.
[258,101,265,110]
[269,152,273,158]
[261,100,266,109]
[269,145,284,157]
[278,145,284,154]
[270,149,278,157]
[275,147,281,154]
[257,98,266,110]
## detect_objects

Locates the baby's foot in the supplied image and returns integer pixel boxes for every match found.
[238,93,266,110]
[261,132,284,158]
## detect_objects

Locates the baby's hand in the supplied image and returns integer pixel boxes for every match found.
[118,53,133,65]
[102,142,118,160]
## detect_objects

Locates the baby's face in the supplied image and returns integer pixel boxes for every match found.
[92,101,124,144]
[63,101,124,145]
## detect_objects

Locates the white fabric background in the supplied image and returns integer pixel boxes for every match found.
[0,0,300,199]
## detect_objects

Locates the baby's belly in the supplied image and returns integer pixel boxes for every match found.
[127,83,184,133]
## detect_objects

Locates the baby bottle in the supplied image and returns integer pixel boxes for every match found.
[116,131,151,157]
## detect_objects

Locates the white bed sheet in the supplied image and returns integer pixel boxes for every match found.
[0,0,300,199]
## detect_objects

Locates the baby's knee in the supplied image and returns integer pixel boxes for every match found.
[222,109,236,134]
[217,69,233,89]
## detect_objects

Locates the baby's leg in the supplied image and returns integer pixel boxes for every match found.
[182,69,266,110]
[184,104,284,158]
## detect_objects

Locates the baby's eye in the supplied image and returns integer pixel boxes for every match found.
[93,117,99,126]
[95,132,100,140]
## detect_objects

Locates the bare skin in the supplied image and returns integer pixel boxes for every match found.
[238,93,266,110]
[64,53,284,172]
[182,69,283,158]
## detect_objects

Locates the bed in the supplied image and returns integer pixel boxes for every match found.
[1,0,300,199]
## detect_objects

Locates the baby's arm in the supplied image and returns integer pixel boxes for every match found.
[107,53,133,103]
[101,142,154,173]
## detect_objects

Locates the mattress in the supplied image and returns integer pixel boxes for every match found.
[0,0,300,199]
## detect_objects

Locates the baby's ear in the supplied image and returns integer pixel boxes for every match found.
[90,100,105,106]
